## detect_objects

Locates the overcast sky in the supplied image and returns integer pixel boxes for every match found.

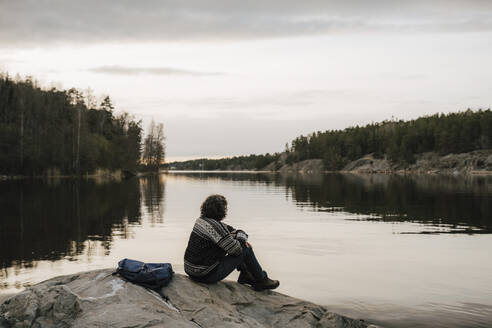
[1,1,492,161]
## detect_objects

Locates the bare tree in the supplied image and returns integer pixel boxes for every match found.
[68,89,84,173]
[143,120,165,171]
[84,87,97,109]
[19,97,24,169]
[155,122,165,165]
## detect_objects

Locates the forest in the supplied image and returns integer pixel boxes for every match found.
[289,109,492,170]
[2,72,490,173]
[166,153,280,171]
[168,109,492,170]
[0,74,142,175]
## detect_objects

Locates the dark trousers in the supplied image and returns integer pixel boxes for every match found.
[193,246,265,284]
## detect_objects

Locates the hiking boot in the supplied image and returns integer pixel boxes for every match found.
[253,271,279,291]
[237,270,256,286]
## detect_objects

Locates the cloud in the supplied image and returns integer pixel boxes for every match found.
[379,73,428,81]
[1,0,492,46]
[121,88,361,121]
[87,65,224,76]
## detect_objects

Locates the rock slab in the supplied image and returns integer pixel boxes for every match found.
[0,269,374,328]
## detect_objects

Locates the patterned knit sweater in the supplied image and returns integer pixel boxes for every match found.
[184,217,248,277]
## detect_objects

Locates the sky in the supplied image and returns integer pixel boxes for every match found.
[1,1,492,161]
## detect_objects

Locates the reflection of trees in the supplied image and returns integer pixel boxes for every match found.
[167,172,492,232]
[0,178,141,270]
[140,175,166,225]
[165,172,281,186]
[281,173,492,232]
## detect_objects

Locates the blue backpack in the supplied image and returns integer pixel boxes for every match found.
[115,258,174,291]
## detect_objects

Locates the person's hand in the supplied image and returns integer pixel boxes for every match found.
[246,241,251,248]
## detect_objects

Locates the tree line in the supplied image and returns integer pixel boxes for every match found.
[288,109,492,170]
[166,153,280,171]
[0,73,164,175]
[168,109,492,171]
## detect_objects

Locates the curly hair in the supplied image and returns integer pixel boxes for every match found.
[200,194,228,221]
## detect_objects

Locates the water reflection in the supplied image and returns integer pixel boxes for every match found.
[140,175,166,225]
[284,173,492,233]
[1,172,491,328]
[168,172,492,233]
[0,178,142,270]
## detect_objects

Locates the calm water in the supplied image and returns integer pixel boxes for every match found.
[1,172,492,328]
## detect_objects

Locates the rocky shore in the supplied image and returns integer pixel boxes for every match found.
[271,150,492,175]
[0,269,375,328]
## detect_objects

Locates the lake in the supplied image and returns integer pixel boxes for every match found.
[1,172,492,328]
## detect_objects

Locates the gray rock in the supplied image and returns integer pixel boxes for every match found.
[342,155,391,173]
[340,150,492,175]
[278,159,324,173]
[0,269,372,328]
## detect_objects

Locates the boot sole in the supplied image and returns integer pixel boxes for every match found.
[238,280,254,286]
[253,282,280,291]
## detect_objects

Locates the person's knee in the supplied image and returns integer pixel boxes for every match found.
[238,249,247,261]
[241,245,253,257]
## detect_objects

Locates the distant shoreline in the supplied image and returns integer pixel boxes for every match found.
[3,150,492,179]
[167,150,492,176]
[166,168,492,175]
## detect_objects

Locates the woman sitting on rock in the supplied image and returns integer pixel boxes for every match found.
[184,194,279,291]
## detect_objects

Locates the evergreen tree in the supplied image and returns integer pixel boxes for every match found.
[0,74,143,175]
